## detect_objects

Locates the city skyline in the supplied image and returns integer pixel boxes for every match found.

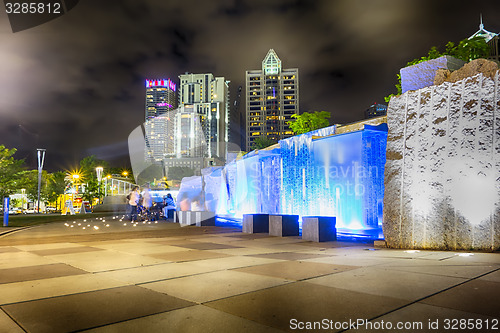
[0,1,499,171]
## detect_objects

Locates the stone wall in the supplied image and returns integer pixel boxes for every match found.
[384,71,500,250]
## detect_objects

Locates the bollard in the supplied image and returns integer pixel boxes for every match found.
[3,197,9,227]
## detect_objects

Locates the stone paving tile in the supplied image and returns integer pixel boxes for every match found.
[29,246,105,256]
[0,274,127,305]
[0,247,22,254]
[90,242,188,255]
[306,266,467,302]
[346,303,498,333]
[205,281,409,333]
[45,250,167,272]
[421,279,500,317]
[0,263,87,284]
[479,268,500,283]
[187,255,285,271]
[147,250,231,262]
[172,242,243,250]
[371,263,499,279]
[207,247,289,256]
[247,252,334,261]
[0,308,24,333]
[146,239,208,246]
[142,270,291,303]
[233,261,357,281]
[13,243,87,251]
[0,252,57,269]
[302,255,394,267]
[83,305,286,333]
[3,285,194,333]
[94,262,216,284]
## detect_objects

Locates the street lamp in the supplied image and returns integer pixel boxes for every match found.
[36,149,46,213]
[96,167,103,204]
[21,188,25,211]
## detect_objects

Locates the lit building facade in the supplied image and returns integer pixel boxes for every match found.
[365,103,387,119]
[178,73,230,160]
[245,49,299,150]
[144,79,178,162]
[469,16,499,63]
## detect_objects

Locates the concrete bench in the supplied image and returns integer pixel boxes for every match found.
[269,214,299,237]
[302,216,337,242]
[242,214,269,233]
[175,211,216,227]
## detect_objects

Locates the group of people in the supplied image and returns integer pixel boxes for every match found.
[127,186,176,222]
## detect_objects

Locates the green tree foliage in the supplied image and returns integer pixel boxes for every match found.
[287,111,331,135]
[0,145,25,202]
[46,171,66,205]
[250,136,277,150]
[18,170,49,204]
[79,155,109,181]
[384,36,490,102]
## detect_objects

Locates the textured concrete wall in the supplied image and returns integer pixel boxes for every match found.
[384,72,500,250]
[400,56,465,93]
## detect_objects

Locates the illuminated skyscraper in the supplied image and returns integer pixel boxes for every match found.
[144,79,177,162]
[245,49,299,150]
[178,73,230,160]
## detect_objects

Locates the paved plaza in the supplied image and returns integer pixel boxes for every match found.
[0,217,499,332]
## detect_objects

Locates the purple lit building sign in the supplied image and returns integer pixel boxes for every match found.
[156,103,173,108]
[145,79,177,91]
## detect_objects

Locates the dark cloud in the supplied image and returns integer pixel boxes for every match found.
[0,0,499,170]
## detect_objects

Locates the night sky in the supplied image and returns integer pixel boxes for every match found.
[1,0,499,171]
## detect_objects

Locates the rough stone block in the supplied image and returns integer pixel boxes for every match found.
[302,216,337,242]
[242,214,269,233]
[269,214,299,237]
[400,55,465,93]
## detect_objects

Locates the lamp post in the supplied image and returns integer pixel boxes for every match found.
[21,188,25,212]
[96,167,103,204]
[36,149,46,213]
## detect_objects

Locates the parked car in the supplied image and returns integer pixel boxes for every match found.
[24,208,36,214]
[8,207,23,214]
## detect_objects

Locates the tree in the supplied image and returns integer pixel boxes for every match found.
[0,145,25,203]
[18,170,49,205]
[79,155,109,181]
[287,111,331,135]
[250,136,277,150]
[46,171,66,208]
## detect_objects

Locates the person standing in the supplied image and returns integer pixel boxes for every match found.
[129,186,140,221]
[142,186,152,218]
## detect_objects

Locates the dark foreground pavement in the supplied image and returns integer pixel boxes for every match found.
[0,216,499,332]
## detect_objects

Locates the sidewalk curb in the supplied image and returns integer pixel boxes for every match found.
[0,226,33,238]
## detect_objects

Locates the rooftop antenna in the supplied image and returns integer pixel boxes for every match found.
[479,13,484,30]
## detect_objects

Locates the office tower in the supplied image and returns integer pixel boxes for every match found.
[144,79,177,162]
[245,49,299,150]
[178,73,230,160]
[469,16,499,63]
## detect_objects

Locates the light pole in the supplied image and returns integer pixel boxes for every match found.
[96,166,103,204]
[36,149,46,213]
[21,188,25,212]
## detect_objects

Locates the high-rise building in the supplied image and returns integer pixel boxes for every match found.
[245,49,299,150]
[178,73,230,160]
[144,79,177,162]
[469,16,499,63]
